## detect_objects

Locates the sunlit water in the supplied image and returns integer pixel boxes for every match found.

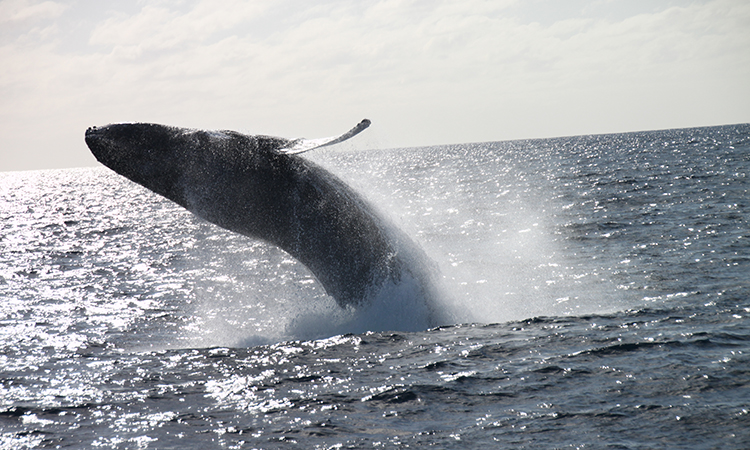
[1,124,749,448]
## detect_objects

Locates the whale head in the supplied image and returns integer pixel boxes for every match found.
[85,122,309,246]
[85,123,195,205]
[85,123,291,208]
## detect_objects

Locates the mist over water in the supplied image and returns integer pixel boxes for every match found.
[306,141,627,325]
[165,138,629,347]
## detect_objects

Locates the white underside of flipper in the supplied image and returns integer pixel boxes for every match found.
[278,119,371,155]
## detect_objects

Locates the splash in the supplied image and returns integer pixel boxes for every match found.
[180,226,448,347]
[176,142,627,347]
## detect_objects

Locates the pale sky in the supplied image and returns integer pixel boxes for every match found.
[1,0,748,172]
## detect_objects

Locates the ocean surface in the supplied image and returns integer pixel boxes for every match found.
[1,124,749,449]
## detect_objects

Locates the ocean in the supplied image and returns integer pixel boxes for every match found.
[1,124,748,449]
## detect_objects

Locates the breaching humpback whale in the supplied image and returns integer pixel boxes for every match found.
[85,120,433,311]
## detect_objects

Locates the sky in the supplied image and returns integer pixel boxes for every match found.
[1,0,749,172]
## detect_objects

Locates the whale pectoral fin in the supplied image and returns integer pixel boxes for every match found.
[277,119,371,155]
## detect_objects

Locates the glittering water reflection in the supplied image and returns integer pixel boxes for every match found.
[1,124,749,448]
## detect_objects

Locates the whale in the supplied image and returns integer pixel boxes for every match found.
[85,120,435,312]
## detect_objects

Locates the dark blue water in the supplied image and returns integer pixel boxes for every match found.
[1,124,749,448]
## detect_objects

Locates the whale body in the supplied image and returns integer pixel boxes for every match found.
[85,120,434,311]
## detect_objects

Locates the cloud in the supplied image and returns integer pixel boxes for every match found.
[0,0,67,49]
[0,0,66,23]
[0,0,748,171]
[89,0,272,51]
